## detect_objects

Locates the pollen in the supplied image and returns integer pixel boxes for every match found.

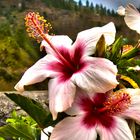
[25,12,52,43]
[122,45,133,54]
[104,90,131,115]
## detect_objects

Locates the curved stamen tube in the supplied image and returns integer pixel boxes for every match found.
[25,12,76,71]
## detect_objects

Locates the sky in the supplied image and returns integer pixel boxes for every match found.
[74,0,140,10]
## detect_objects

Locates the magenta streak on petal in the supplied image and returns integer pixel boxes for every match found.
[47,43,87,82]
[79,93,115,129]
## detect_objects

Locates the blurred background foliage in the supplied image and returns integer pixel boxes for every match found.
[0,0,139,90]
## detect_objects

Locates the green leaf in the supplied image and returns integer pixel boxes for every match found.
[95,35,105,57]
[5,93,52,128]
[110,36,124,63]
[0,137,5,140]
[121,47,140,59]
[5,111,40,140]
[0,124,35,140]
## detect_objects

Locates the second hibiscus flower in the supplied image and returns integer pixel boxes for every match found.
[50,88,140,140]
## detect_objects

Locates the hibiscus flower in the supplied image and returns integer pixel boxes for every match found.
[50,88,140,140]
[117,3,140,34]
[15,12,118,120]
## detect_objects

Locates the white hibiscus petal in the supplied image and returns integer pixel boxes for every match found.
[72,57,118,93]
[48,79,76,120]
[50,116,97,140]
[124,3,140,34]
[120,88,140,122]
[73,22,116,56]
[117,6,125,16]
[97,117,133,140]
[41,126,53,140]
[101,22,116,45]
[14,54,58,92]
[41,35,73,53]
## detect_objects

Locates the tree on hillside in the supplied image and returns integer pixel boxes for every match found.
[86,0,89,7]
[43,0,77,10]
[111,9,117,16]
[78,0,82,8]
[103,6,107,15]
[95,4,100,14]
[107,9,111,16]
[90,2,94,10]
[67,0,77,10]
[99,4,107,16]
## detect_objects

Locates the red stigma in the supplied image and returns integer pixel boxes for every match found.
[104,90,131,115]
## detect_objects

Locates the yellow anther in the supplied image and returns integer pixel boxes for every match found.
[104,90,131,115]
[25,12,52,43]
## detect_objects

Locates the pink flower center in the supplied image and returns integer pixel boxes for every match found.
[80,92,131,129]
[48,44,86,81]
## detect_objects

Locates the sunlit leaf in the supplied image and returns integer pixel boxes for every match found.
[5,93,53,128]
[118,74,139,88]
[0,124,35,140]
[0,137,5,140]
